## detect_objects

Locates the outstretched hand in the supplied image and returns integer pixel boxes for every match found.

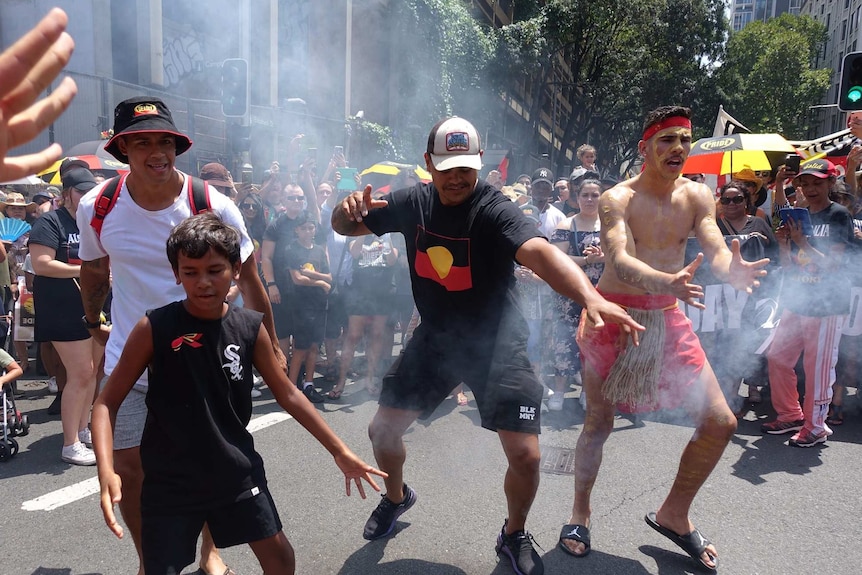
[727,238,769,294]
[99,471,125,539]
[334,450,388,499]
[583,299,645,348]
[669,252,705,309]
[0,8,77,182]
[340,184,388,223]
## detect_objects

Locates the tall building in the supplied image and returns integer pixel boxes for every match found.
[731,0,801,31]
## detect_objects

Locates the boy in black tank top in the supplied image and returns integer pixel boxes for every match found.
[92,213,386,575]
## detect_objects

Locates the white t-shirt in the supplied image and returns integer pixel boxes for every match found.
[538,203,566,240]
[77,173,253,388]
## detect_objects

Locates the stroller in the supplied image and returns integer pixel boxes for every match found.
[0,311,29,461]
[1,379,28,461]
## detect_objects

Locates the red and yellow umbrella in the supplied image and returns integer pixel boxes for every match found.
[682,133,797,175]
[360,161,431,180]
[37,155,129,185]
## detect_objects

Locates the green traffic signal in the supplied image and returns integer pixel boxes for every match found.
[840,52,862,110]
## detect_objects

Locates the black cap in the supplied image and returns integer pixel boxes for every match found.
[59,157,90,177]
[105,97,193,163]
[569,167,601,185]
[61,167,98,192]
[33,186,60,203]
[531,168,554,186]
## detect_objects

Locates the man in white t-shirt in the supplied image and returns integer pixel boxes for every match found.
[78,97,281,575]
[526,168,566,239]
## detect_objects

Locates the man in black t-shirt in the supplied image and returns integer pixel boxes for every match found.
[332,116,642,575]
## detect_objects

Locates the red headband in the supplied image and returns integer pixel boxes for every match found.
[642,116,692,142]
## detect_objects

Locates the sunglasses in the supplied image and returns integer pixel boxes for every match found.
[719,196,746,205]
[284,196,304,202]
[240,203,258,210]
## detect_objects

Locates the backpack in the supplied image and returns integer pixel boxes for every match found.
[89,174,211,238]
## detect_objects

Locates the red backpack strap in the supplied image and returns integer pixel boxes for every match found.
[188,177,212,214]
[90,174,127,238]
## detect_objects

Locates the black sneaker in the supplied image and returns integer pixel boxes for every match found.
[362,483,417,540]
[303,384,325,403]
[760,418,804,435]
[495,519,544,575]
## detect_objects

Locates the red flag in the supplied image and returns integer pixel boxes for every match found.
[497,154,509,183]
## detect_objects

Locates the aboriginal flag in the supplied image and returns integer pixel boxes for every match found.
[414,226,472,291]
[497,153,509,183]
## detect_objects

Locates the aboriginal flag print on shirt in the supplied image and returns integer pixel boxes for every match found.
[414,226,472,291]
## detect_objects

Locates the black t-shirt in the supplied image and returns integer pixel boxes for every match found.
[28,208,82,310]
[284,240,330,310]
[142,302,265,513]
[783,202,854,316]
[263,211,305,289]
[362,181,543,335]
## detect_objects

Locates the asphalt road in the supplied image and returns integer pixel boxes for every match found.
[1,373,859,575]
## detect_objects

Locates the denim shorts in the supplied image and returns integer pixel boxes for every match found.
[111,382,148,450]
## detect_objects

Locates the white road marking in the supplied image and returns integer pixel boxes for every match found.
[21,477,101,511]
[21,412,294,511]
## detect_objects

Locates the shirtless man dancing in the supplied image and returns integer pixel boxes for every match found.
[557,106,769,572]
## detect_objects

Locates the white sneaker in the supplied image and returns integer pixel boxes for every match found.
[61,442,96,466]
[47,376,58,393]
[78,427,92,447]
[548,395,564,411]
[250,387,262,398]
[253,374,264,387]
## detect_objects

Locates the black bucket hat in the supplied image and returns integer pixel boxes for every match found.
[104,97,193,163]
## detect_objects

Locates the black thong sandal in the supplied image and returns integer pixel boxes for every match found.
[558,523,591,557]
[645,512,717,573]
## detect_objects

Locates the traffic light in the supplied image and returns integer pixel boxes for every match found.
[221,58,248,117]
[839,52,862,111]
[227,123,250,153]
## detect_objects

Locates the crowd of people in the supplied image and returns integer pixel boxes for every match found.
[3,9,862,575]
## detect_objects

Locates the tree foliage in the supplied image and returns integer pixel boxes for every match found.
[715,14,831,138]
[361,0,828,179]
[382,0,496,161]
[488,0,728,176]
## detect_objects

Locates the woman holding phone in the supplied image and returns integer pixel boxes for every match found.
[714,181,777,414]
[763,159,855,447]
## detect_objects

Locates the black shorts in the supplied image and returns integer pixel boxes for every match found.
[272,301,293,342]
[291,305,326,349]
[345,279,393,317]
[142,485,282,575]
[379,323,543,434]
[324,290,347,340]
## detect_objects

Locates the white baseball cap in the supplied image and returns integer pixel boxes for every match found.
[426,117,483,171]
